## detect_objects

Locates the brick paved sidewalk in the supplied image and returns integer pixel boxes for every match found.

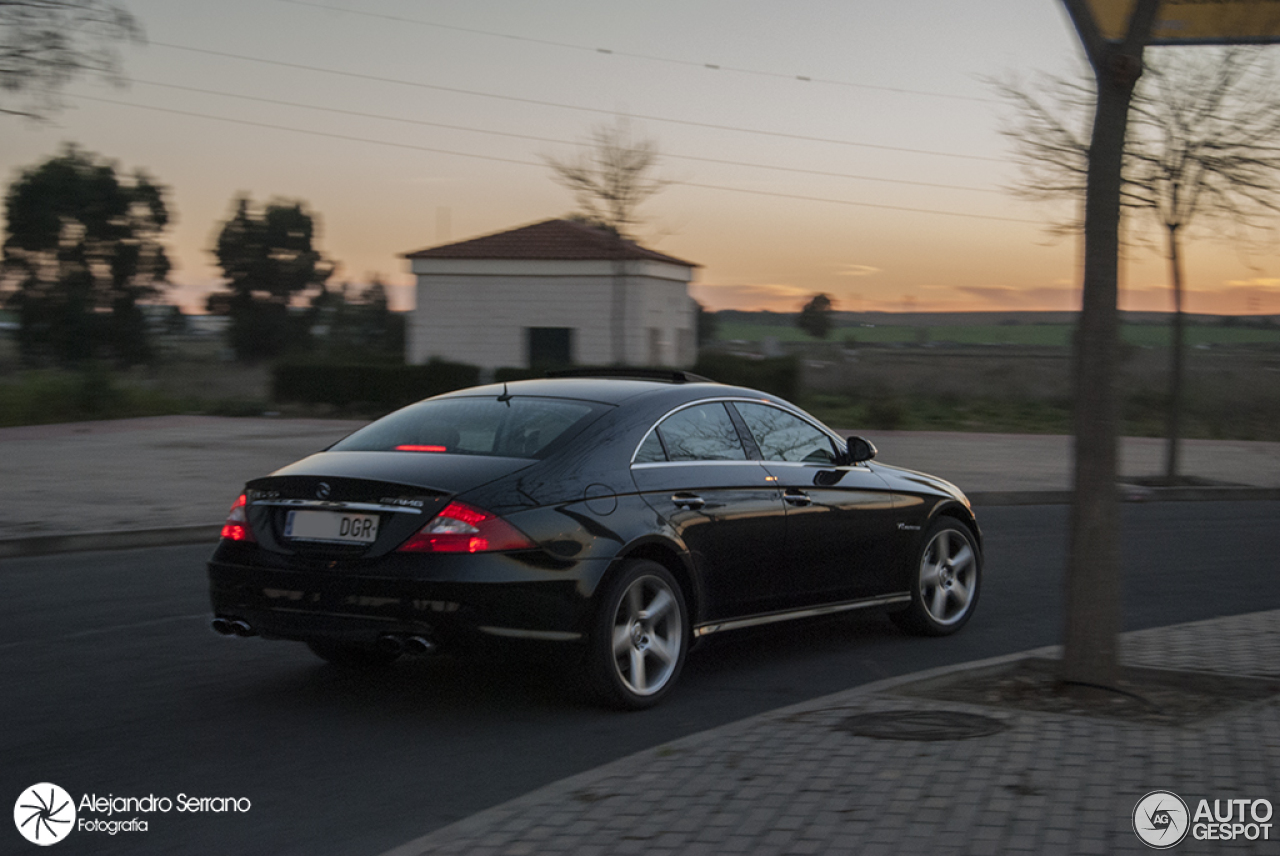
[382,610,1280,856]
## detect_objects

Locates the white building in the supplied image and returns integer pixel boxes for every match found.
[405,219,698,370]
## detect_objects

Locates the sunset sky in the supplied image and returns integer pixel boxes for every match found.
[4,0,1279,316]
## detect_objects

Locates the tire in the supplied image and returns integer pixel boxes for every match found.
[584,560,689,710]
[306,639,401,669]
[890,518,981,636]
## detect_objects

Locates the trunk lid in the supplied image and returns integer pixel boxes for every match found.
[245,451,533,558]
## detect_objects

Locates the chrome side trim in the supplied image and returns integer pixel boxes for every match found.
[477,626,583,642]
[630,396,847,466]
[693,593,912,637]
[631,460,765,469]
[251,499,423,514]
[630,396,775,465]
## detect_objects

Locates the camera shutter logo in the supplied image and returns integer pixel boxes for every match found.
[14,783,75,846]
[1133,790,1190,849]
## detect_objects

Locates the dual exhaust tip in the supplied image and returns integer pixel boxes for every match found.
[377,633,437,656]
[210,617,254,637]
[210,618,436,655]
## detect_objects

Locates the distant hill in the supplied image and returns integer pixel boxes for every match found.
[711,309,1279,327]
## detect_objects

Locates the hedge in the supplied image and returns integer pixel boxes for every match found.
[495,355,799,400]
[272,358,480,410]
[692,352,799,401]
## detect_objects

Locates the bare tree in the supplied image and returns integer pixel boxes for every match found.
[544,117,669,239]
[997,47,1280,481]
[544,118,670,363]
[1130,50,1280,479]
[0,0,142,119]
[1055,0,1159,691]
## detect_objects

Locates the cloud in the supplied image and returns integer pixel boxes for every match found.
[954,285,1081,309]
[835,265,881,277]
[1225,278,1280,289]
[691,282,812,311]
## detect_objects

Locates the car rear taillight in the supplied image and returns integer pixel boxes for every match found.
[397,501,534,553]
[220,493,256,542]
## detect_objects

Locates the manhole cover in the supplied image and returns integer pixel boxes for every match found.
[837,710,1008,741]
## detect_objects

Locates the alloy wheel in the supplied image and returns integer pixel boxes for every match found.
[610,574,684,697]
[918,528,978,626]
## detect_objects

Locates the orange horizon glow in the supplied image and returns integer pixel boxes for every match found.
[11,3,1279,326]
[690,280,1280,316]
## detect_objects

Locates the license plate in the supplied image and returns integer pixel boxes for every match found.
[284,510,380,544]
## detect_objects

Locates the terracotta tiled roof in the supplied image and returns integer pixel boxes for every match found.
[404,219,697,267]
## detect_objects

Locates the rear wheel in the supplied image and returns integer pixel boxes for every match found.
[585,560,688,710]
[891,518,980,636]
[306,639,400,669]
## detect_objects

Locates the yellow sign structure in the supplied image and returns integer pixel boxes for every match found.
[1085,0,1280,44]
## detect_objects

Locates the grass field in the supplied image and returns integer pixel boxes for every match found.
[3,324,1277,439]
[715,321,1280,348]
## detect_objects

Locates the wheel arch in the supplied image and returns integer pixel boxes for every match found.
[888,498,982,595]
[608,538,701,626]
[928,501,983,555]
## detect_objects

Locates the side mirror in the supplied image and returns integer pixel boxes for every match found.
[847,436,877,464]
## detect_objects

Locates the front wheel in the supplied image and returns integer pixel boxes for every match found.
[891,518,981,636]
[584,560,688,710]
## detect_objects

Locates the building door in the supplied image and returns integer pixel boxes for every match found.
[527,327,574,368]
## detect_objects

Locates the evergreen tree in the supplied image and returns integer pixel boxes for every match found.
[797,293,835,340]
[1,144,171,365]
[208,196,334,362]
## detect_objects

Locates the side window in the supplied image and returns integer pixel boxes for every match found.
[634,430,667,463]
[654,403,747,462]
[734,403,838,464]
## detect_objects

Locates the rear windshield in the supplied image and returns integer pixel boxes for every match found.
[330,396,601,459]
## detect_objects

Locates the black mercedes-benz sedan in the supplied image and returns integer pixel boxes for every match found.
[208,370,981,708]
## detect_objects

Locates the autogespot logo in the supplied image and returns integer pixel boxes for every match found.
[14,783,75,846]
[1134,790,1191,849]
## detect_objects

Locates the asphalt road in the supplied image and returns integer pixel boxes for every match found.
[3,502,1276,856]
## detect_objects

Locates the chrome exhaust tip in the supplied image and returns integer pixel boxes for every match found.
[404,636,436,655]
[230,620,255,637]
[376,633,406,655]
[210,617,235,636]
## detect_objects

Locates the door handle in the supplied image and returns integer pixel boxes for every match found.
[783,490,812,507]
[671,493,706,510]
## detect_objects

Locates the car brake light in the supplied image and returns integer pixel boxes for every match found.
[220,493,256,542]
[398,501,535,553]
[395,445,447,452]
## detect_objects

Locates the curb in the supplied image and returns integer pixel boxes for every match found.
[2,487,1276,558]
[375,643,1064,856]
[967,486,1280,506]
[0,525,221,559]
[967,490,1072,506]
[1115,484,1280,503]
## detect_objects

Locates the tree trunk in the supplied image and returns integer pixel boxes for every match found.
[1163,223,1185,482]
[611,233,627,364]
[1062,51,1147,689]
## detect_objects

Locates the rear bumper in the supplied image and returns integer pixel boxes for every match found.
[207,543,608,651]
